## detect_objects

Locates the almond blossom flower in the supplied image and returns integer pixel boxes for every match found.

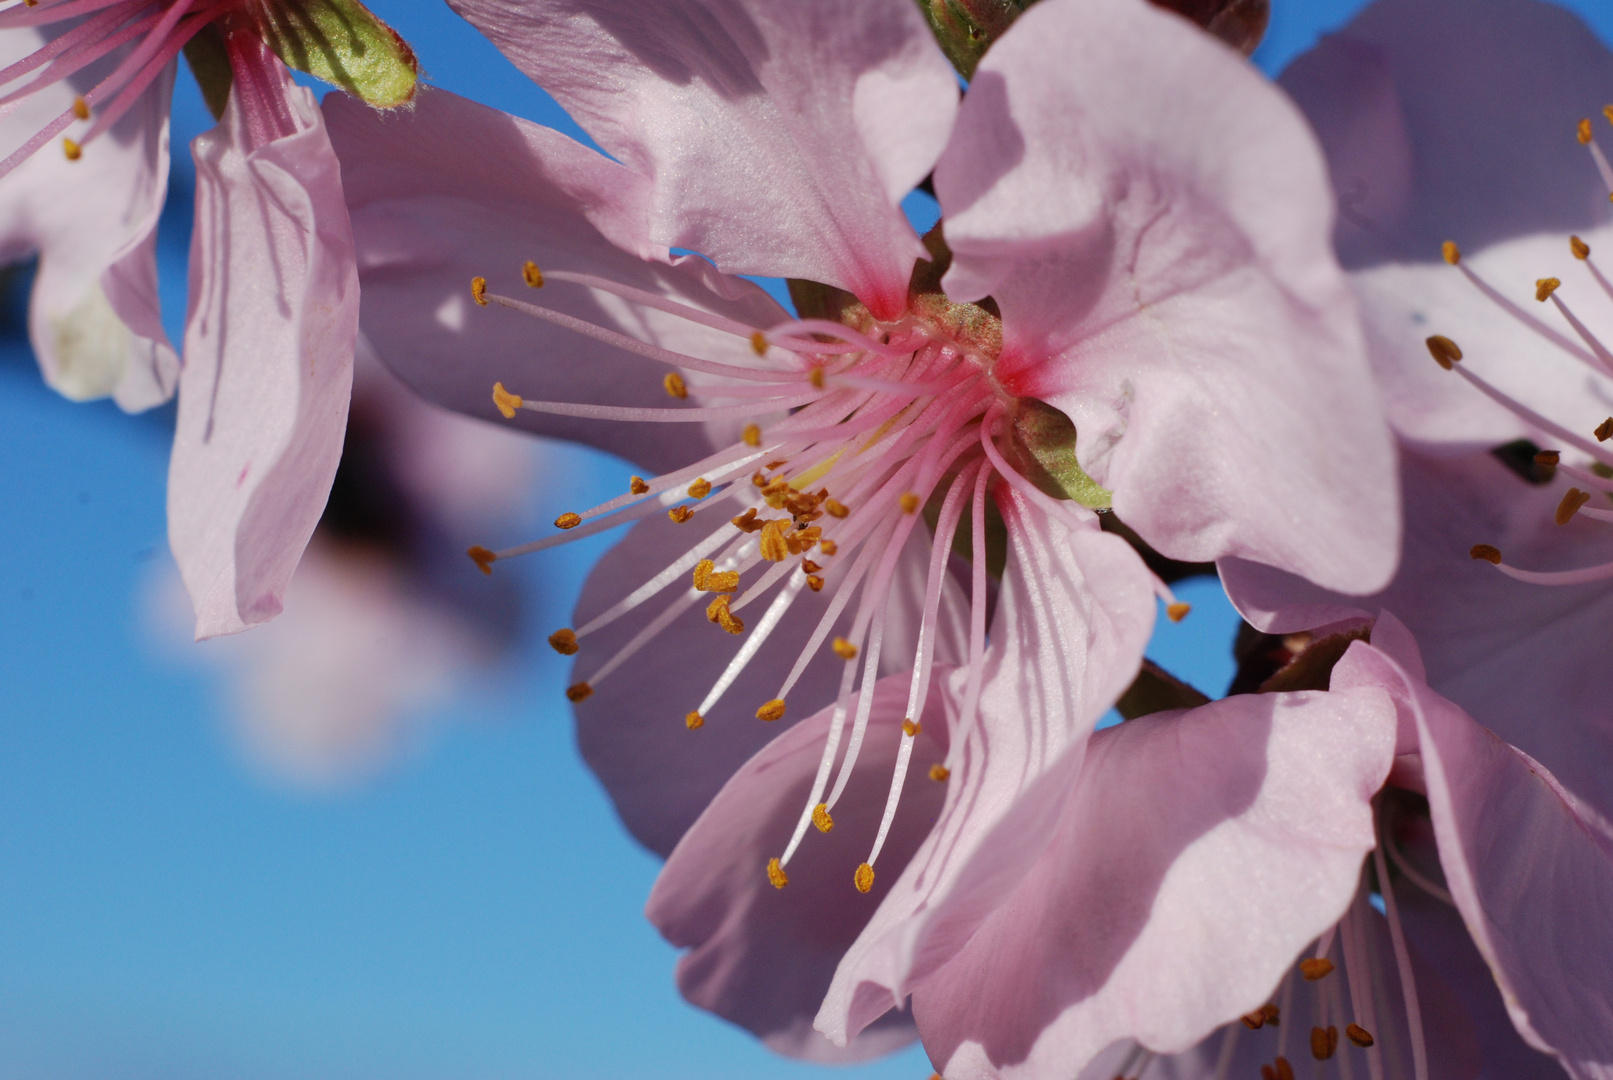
[328,0,1396,1061]
[1063,615,1613,1080]
[1222,0,1613,824]
[0,0,416,636]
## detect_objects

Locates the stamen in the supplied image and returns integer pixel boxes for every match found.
[1535,277,1561,302]
[706,594,744,634]
[812,803,833,832]
[630,476,650,494]
[898,491,920,513]
[1471,544,1503,564]
[492,382,522,418]
[1556,487,1591,524]
[1166,602,1191,622]
[1299,957,1335,980]
[566,681,593,702]
[1346,1024,1375,1049]
[1372,845,1428,1080]
[766,857,788,889]
[928,764,950,781]
[467,545,496,574]
[1311,1027,1339,1061]
[742,423,761,447]
[62,137,79,160]
[853,862,874,893]
[472,277,487,305]
[523,260,543,287]
[756,699,786,722]
[70,94,87,119]
[1423,335,1462,369]
[555,512,582,529]
[1573,236,1591,260]
[832,637,858,659]
[548,628,579,655]
[664,372,688,399]
[667,506,695,523]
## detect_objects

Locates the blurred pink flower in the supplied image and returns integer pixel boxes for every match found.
[0,0,414,637]
[147,348,547,788]
[327,0,1393,1063]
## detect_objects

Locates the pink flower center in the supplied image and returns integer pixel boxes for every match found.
[467,261,1180,894]
[1427,110,1613,586]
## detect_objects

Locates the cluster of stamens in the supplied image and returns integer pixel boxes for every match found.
[1425,107,1613,586]
[464,259,1187,896]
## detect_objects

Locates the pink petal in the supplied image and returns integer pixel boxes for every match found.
[933,0,1397,595]
[445,0,957,316]
[325,87,789,474]
[1335,628,1613,1080]
[168,62,358,638]
[909,686,1396,1080]
[817,492,1155,1045]
[647,671,950,1061]
[572,512,962,857]
[1281,0,1613,448]
[0,30,176,410]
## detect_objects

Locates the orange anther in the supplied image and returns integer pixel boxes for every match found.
[685,711,704,730]
[555,512,582,529]
[668,506,695,524]
[548,628,579,655]
[1299,958,1334,981]
[565,681,593,702]
[812,803,834,832]
[1166,602,1191,622]
[471,276,488,305]
[756,699,786,722]
[492,381,523,419]
[522,260,544,287]
[664,371,688,399]
[467,545,496,575]
[928,763,950,782]
[629,476,650,494]
[766,857,788,889]
[1425,335,1463,370]
[853,862,874,893]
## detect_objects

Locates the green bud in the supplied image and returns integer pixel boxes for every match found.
[255,0,417,108]
[1009,398,1113,510]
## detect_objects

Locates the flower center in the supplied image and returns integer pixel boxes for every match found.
[467,260,1184,894]
[1426,108,1613,586]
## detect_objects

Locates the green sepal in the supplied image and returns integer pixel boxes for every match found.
[254,0,417,108]
[1009,398,1113,510]
[914,0,1032,80]
[183,25,233,121]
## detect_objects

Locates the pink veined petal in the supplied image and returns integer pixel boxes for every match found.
[325,87,790,474]
[168,55,358,638]
[0,27,177,410]
[570,513,948,858]
[445,0,957,317]
[1223,448,1613,826]
[1334,625,1613,1080]
[816,490,1155,1046]
[933,0,1398,596]
[908,685,1397,1080]
[646,671,950,1062]
[1280,0,1613,448]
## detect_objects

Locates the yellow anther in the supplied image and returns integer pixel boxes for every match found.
[1471,543,1503,564]
[824,498,849,519]
[898,492,920,514]
[902,718,921,737]
[471,276,488,305]
[806,574,825,592]
[742,423,761,447]
[1425,334,1463,370]
[629,475,650,494]
[548,628,579,655]
[62,138,81,161]
[756,699,786,722]
[467,545,496,575]
[555,512,582,529]
[1558,487,1592,524]
[522,260,544,287]
[767,857,788,889]
[1536,277,1562,302]
[928,763,950,782]
[1605,104,1613,126]
[1345,1023,1375,1048]
[800,559,822,574]
[71,96,89,120]
[812,803,834,833]
[706,594,745,634]
[668,505,695,524]
[692,559,739,593]
[663,371,688,399]
[759,519,791,562]
[1572,235,1591,260]
[492,381,523,419]
[1597,417,1613,442]
[1166,602,1191,623]
[685,711,704,730]
[810,367,826,389]
[853,862,875,893]
[1311,1026,1339,1061]
[566,681,593,702]
[730,508,762,533]
[751,470,769,488]
[1580,117,1595,144]
[1298,957,1334,981]
[818,539,838,556]
[750,331,768,356]
[687,478,712,500]
[1441,240,1461,265]
[832,637,858,660]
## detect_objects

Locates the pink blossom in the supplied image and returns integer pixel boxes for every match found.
[0,0,414,636]
[1222,0,1613,824]
[328,0,1395,1063]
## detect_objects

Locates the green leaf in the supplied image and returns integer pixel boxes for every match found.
[1009,398,1113,510]
[254,0,417,108]
[183,25,233,121]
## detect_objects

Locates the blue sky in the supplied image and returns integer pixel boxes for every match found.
[3,0,1610,1077]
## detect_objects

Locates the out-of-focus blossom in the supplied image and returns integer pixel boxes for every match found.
[148,348,545,788]
[0,0,417,637]
[1222,0,1613,823]
[327,0,1394,1061]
